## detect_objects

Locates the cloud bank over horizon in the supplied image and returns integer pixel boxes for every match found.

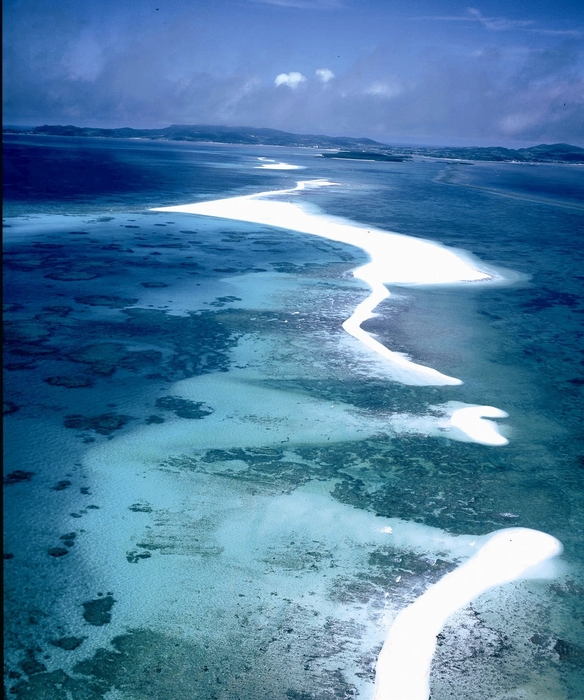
[3,0,583,146]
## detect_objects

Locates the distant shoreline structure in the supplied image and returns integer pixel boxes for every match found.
[4,123,584,164]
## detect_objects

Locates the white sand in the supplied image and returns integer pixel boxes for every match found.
[256,162,305,170]
[152,180,506,386]
[389,401,509,446]
[374,527,563,700]
[448,404,509,446]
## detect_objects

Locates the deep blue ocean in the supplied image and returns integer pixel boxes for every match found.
[3,134,584,699]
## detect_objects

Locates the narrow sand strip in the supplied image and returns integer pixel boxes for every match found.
[256,162,305,170]
[374,527,562,700]
[152,180,503,386]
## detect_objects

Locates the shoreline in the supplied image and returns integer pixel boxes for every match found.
[4,132,584,164]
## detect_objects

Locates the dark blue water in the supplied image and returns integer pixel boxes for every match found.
[438,160,584,209]
[2,134,288,212]
[3,135,584,699]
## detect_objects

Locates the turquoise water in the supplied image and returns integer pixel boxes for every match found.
[3,136,584,699]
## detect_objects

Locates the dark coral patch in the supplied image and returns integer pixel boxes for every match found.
[50,636,86,650]
[63,413,134,435]
[145,414,165,424]
[82,595,116,626]
[44,375,94,388]
[44,270,100,281]
[51,480,72,491]
[3,470,34,485]
[155,396,214,419]
[3,401,20,415]
[75,295,138,308]
[67,343,162,376]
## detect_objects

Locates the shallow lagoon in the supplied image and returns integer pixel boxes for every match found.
[3,136,584,698]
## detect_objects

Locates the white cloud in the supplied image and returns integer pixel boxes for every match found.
[364,79,403,98]
[413,7,535,31]
[466,7,534,31]
[530,28,582,37]
[274,71,307,88]
[411,9,582,37]
[315,68,335,83]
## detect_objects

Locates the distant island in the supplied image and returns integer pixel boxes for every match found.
[408,142,584,164]
[3,123,382,151]
[3,123,584,163]
[320,150,409,162]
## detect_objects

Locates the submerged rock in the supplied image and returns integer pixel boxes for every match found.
[4,320,51,344]
[50,636,86,651]
[554,638,584,664]
[4,362,37,371]
[3,401,20,415]
[60,533,77,547]
[67,342,161,376]
[3,302,24,312]
[155,396,214,419]
[50,480,72,491]
[3,470,34,485]
[82,595,116,626]
[74,294,138,308]
[145,414,165,424]
[129,502,153,513]
[18,655,47,676]
[44,375,94,388]
[44,269,99,281]
[126,550,153,563]
[207,295,242,307]
[10,668,103,699]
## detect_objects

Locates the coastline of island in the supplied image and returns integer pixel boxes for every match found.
[3,123,584,164]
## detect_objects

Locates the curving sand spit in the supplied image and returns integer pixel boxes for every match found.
[150,182,562,696]
[152,180,508,388]
[374,527,563,700]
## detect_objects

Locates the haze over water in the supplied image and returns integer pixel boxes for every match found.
[3,134,584,699]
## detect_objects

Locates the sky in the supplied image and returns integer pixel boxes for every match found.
[3,0,584,146]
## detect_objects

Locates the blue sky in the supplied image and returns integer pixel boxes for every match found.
[3,0,584,145]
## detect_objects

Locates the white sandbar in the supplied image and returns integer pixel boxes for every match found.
[256,162,305,170]
[152,180,504,386]
[374,527,562,700]
[448,404,509,446]
[388,401,509,446]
